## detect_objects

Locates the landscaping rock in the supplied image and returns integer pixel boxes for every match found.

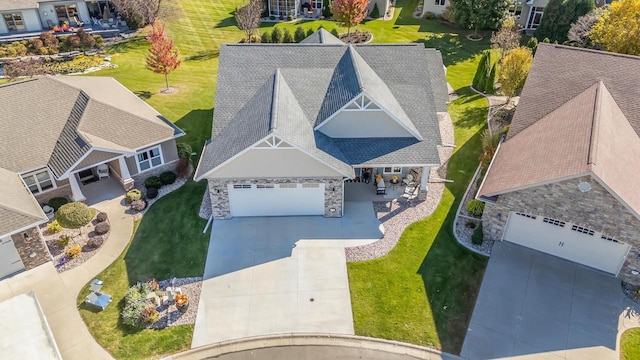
[87,236,104,249]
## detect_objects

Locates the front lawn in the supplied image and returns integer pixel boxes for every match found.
[621,328,640,360]
[78,181,209,359]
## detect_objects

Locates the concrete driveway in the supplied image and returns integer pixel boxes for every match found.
[192,201,383,348]
[461,241,633,360]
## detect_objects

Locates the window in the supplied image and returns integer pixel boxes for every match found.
[22,169,54,194]
[279,183,297,189]
[256,184,275,189]
[571,225,595,236]
[509,0,523,19]
[435,0,446,5]
[233,184,251,189]
[601,235,624,244]
[543,217,565,227]
[55,4,78,25]
[526,6,544,29]
[383,167,402,174]
[136,146,162,172]
[515,212,536,220]
[3,13,25,32]
[302,183,320,188]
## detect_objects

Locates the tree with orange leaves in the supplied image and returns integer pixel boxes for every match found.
[330,0,370,36]
[146,21,181,91]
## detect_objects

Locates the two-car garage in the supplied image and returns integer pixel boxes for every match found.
[502,212,631,275]
[228,183,325,217]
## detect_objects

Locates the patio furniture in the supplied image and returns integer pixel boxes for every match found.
[74,16,85,27]
[89,278,103,292]
[402,174,414,186]
[85,292,112,310]
[97,164,109,179]
[377,179,386,195]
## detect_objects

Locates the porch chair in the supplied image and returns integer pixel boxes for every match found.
[73,16,85,27]
[376,179,386,195]
[97,164,109,180]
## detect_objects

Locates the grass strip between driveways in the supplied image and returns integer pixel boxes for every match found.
[621,328,640,360]
[78,181,209,360]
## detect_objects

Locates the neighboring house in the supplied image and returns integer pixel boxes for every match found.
[476,44,640,285]
[0,75,184,279]
[422,0,449,17]
[0,0,115,36]
[267,0,388,19]
[195,29,448,219]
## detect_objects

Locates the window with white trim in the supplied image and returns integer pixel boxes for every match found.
[509,0,523,19]
[571,225,594,236]
[435,0,446,5]
[601,234,623,244]
[383,167,402,174]
[256,184,275,189]
[543,217,565,227]
[136,146,162,172]
[233,184,252,189]
[515,212,536,220]
[22,169,55,194]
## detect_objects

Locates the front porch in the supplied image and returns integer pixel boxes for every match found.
[68,156,133,205]
[344,167,429,202]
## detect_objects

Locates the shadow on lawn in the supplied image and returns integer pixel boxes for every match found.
[185,49,219,62]
[174,109,214,161]
[215,11,237,28]
[418,128,488,354]
[104,36,147,54]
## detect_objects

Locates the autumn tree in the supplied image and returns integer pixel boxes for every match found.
[589,0,640,56]
[499,47,533,98]
[235,0,264,39]
[330,0,370,36]
[534,0,594,43]
[567,8,603,48]
[450,0,510,37]
[491,17,521,60]
[146,21,181,91]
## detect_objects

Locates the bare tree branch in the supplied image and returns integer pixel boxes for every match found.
[235,0,264,38]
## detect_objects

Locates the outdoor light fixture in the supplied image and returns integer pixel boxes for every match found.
[329,208,336,212]
[332,187,335,192]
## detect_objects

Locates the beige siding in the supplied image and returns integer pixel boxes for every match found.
[161,139,179,163]
[125,156,138,176]
[73,150,121,171]
[107,158,122,181]
[319,110,414,138]
[208,148,344,178]
[422,0,449,15]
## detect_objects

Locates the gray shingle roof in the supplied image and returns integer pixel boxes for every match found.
[195,42,447,179]
[0,76,184,176]
[0,167,47,238]
[299,29,345,44]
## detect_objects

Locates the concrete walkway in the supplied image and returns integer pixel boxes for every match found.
[192,201,383,348]
[461,241,640,360]
[0,196,133,360]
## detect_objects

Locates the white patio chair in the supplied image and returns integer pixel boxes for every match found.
[97,164,109,179]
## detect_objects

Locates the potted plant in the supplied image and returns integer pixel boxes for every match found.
[175,294,188,313]
[42,205,55,220]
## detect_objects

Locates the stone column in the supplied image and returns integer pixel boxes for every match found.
[118,156,135,191]
[68,173,86,202]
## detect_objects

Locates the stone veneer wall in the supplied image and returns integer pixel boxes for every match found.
[11,227,50,270]
[207,177,344,219]
[131,160,178,189]
[482,175,640,285]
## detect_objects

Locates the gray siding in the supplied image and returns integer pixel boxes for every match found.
[74,150,121,171]
[125,156,138,176]
[161,139,179,163]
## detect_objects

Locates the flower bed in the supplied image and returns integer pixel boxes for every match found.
[43,209,111,273]
[454,165,494,255]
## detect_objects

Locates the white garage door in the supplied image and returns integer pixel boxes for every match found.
[503,212,630,275]
[228,183,325,217]
[0,237,25,279]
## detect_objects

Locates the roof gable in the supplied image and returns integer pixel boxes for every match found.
[299,28,344,44]
[0,167,47,237]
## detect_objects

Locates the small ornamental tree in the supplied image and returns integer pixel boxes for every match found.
[567,8,604,48]
[490,17,521,61]
[589,0,640,56]
[56,202,93,236]
[146,21,181,91]
[450,0,510,37]
[330,0,370,36]
[235,0,264,39]
[499,46,533,98]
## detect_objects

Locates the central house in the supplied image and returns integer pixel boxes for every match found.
[195,29,449,219]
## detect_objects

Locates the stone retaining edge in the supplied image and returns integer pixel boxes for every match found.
[162,333,463,360]
[452,164,488,257]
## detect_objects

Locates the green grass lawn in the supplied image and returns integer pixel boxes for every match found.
[75,0,491,357]
[621,328,640,360]
[78,181,209,359]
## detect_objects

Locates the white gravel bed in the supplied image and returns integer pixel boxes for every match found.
[346,113,454,262]
[622,281,640,306]
[199,186,212,220]
[149,277,203,329]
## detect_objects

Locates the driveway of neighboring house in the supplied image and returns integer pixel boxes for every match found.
[191,201,383,348]
[461,241,640,360]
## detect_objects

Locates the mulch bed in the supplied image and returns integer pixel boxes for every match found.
[340,30,372,44]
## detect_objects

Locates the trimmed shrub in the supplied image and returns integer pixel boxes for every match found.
[465,221,477,229]
[96,212,108,223]
[159,171,176,185]
[177,142,192,160]
[131,200,147,212]
[121,283,153,329]
[261,31,271,43]
[306,27,315,37]
[282,28,293,43]
[48,197,68,211]
[472,51,489,91]
[65,244,82,258]
[126,189,142,203]
[144,176,162,190]
[441,6,454,22]
[56,202,92,230]
[141,305,160,325]
[271,27,283,43]
[526,36,539,55]
[94,222,110,235]
[147,278,160,292]
[466,199,485,216]
[371,3,380,18]
[121,301,147,328]
[485,63,496,93]
[294,26,306,42]
[58,235,71,247]
[48,220,63,234]
[146,187,159,199]
[331,28,340,37]
[472,224,484,245]
[87,236,104,249]
[423,11,435,20]
[124,283,150,304]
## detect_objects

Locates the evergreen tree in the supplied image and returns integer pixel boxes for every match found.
[282,28,294,43]
[306,27,316,37]
[294,26,307,42]
[261,31,271,43]
[331,28,340,37]
[535,0,594,43]
[371,3,380,18]
[450,0,510,36]
[485,63,496,93]
[472,51,489,91]
[271,27,283,43]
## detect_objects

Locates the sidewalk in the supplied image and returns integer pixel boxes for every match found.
[0,196,133,360]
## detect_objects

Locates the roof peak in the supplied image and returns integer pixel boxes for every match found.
[541,43,640,62]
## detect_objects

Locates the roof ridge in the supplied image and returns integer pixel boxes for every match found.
[587,81,605,166]
[544,43,640,62]
[347,45,365,91]
[270,69,281,131]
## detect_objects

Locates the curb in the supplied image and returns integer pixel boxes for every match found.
[163,333,463,360]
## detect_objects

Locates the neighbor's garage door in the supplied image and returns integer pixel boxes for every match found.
[228,183,325,217]
[0,237,25,279]
[503,212,630,275]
